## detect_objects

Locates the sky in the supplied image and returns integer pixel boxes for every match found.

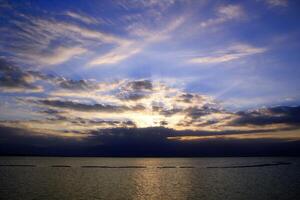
[0,0,300,156]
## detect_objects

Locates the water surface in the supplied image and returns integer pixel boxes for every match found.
[0,157,299,200]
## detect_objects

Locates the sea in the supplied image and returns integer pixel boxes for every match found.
[0,157,299,200]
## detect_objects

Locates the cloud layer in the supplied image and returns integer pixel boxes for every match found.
[1,61,299,144]
[0,0,299,156]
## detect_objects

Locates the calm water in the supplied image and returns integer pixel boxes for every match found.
[0,157,299,200]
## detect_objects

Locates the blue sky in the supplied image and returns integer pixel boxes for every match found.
[0,0,300,155]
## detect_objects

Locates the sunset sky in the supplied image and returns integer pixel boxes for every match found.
[0,0,300,156]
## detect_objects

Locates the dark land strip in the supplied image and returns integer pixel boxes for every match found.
[207,162,291,169]
[0,164,36,167]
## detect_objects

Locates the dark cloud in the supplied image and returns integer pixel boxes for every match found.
[0,59,42,91]
[87,127,250,149]
[153,100,222,118]
[160,120,168,126]
[55,78,98,90]
[176,118,222,127]
[117,80,153,101]
[176,93,195,103]
[231,106,300,126]
[122,120,136,127]
[152,105,184,116]
[38,108,68,121]
[176,93,208,103]
[39,108,62,115]
[127,80,153,91]
[0,125,79,146]
[0,59,101,93]
[185,106,221,119]
[36,99,145,112]
[0,125,90,156]
[119,92,149,101]
[1,125,299,156]
[70,117,136,128]
[160,108,183,116]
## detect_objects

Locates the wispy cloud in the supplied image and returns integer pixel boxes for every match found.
[29,46,87,66]
[87,16,185,66]
[200,4,245,28]
[88,47,141,66]
[0,14,128,67]
[64,11,100,24]
[189,43,267,64]
[264,0,288,7]
[1,9,185,68]
[117,0,177,10]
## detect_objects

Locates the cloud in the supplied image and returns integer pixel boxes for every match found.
[55,78,98,91]
[117,0,176,10]
[1,3,186,68]
[88,16,185,66]
[185,106,223,119]
[35,99,145,113]
[30,46,87,66]
[0,59,44,93]
[264,0,288,7]
[0,14,128,67]
[1,124,299,156]
[189,44,267,64]
[0,59,106,94]
[176,93,195,103]
[2,61,300,136]
[231,106,300,126]
[56,22,127,44]
[117,80,153,101]
[200,4,245,28]
[167,130,300,142]
[127,80,153,91]
[69,117,136,128]
[0,63,224,130]
[1,61,300,139]
[64,11,99,24]
[88,47,141,66]
[0,59,100,93]
[0,0,300,157]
